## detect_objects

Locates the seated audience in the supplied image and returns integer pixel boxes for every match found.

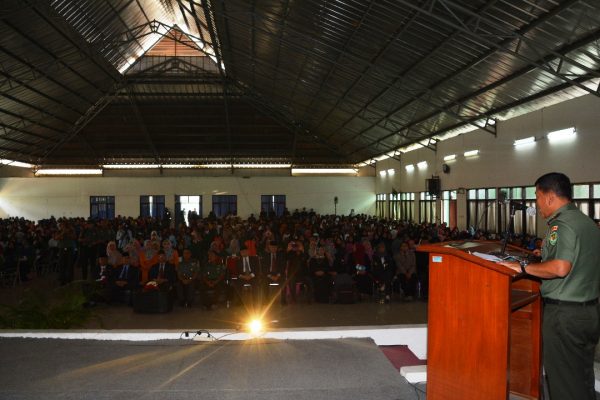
[235,246,260,306]
[395,241,417,300]
[200,251,226,310]
[308,246,331,303]
[176,249,199,307]
[106,240,122,268]
[285,239,307,304]
[162,239,179,269]
[1,209,545,312]
[260,241,286,304]
[139,240,159,283]
[110,254,140,303]
[148,251,177,290]
[371,242,394,303]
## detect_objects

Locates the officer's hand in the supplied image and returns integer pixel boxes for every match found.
[499,261,521,273]
[533,249,541,257]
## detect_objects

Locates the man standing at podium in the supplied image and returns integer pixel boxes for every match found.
[502,172,600,400]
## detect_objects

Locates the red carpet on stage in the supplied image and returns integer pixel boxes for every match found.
[379,345,426,371]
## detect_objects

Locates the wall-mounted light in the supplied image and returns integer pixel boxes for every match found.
[443,154,456,161]
[547,127,576,142]
[513,136,535,146]
[387,168,395,176]
[379,170,387,177]
[0,159,34,168]
[464,150,479,157]
[417,161,428,169]
[35,169,103,176]
[405,164,414,172]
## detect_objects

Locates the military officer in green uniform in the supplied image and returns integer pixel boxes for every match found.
[502,172,600,400]
[199,250,226,309]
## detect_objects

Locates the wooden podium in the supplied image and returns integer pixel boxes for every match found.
[417,241,542,400]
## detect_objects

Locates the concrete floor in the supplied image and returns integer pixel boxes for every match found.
[86,300,427,330]
[0,273,428,330]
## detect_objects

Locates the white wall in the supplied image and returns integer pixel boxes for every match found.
[0,176,375,220]
[375,93,600,230]
[1,94,598,223]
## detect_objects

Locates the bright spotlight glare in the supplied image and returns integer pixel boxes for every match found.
[248,319,264,336]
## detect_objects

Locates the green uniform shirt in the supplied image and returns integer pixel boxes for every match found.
[179,260,200,279]
[202,263,224,282]
[540,203,600,302]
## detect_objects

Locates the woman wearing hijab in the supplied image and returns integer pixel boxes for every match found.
[139,240,159,282]
[162,239,180,269]
[106,241,122,268]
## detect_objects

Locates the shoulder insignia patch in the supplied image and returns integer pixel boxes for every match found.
[549,231,558,245]
[551,225,558,232]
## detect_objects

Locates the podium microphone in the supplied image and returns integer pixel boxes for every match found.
[510,201,536,216]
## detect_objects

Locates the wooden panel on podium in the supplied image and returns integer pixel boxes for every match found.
[418,241,541,400]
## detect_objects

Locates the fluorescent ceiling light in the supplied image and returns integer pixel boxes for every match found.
[0,159,34,168]
[35,169,102,176]
[443,154,456,161]
[405,164,414,172]
[379,170,387,177]
[514,136,535,146]
[291,168,358,175]
[417,161,428,169]
[103,164,160,169]
[387,168,395,176]
[198,164,232,169]
[464,150,479,157]
[374,154,389,161]
[232,164,291,169]
[161,164,201,169]
[547,127,576,141]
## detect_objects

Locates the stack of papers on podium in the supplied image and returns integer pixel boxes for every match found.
[471,252,504,262]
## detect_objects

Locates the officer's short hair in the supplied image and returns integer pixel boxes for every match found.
[535,172,572,200]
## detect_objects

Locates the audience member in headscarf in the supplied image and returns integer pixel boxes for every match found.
[106,241,122,268]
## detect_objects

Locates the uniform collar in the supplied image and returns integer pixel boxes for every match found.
[546,202,576,225]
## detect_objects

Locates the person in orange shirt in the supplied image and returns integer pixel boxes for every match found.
[243,236,257,256]
[139,240,160,283]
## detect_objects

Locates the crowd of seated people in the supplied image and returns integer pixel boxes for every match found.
[0,210,548,308]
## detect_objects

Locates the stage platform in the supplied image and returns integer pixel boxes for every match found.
[0,337,426,400]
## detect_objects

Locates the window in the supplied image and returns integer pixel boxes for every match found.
[498,186,537,236]
[420,192,437,223]
[400,192,415,222]
[573,183,600,220]
[389,193,400,220]
[595,184,600,221]
[175,195,202,226]
[140,195,165,218]
[212,195,237,217]
[441,190,457,228]
[90,196,115,220]
[261,195,286,217]
[376,194,386,219]
[467,188,497,233]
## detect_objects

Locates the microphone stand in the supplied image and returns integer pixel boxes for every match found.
[500,202,516,255]
[472,200,495,238]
